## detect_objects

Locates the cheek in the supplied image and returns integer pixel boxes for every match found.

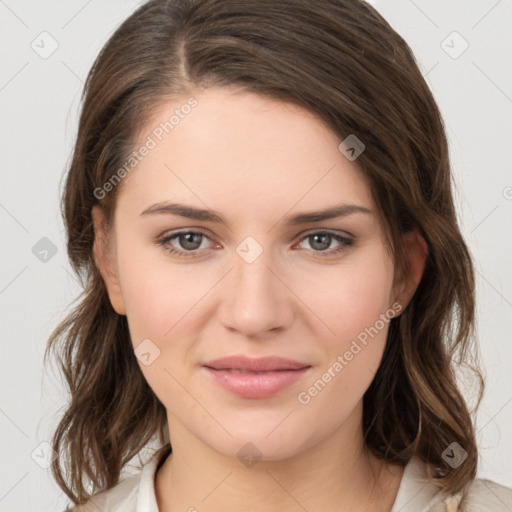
[119,233,396,361]
[295,248,396,405]
[117,259,206,407]
[305,248,395,350]
[112,230,397,454]
[115,235,210,346]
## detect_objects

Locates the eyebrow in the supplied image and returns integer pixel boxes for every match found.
[140,202,372,227]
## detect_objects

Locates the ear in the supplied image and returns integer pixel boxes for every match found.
[393,229,428,312]
[91,205,127,315]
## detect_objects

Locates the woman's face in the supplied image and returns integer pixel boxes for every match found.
[94,87,414,461]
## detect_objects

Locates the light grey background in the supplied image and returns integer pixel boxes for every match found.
[1,1,511,510]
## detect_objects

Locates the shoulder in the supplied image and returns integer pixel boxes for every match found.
[63,472,141,512]
[62,444,171,512]
[426,478,512,511]
[392,457,512,512]
[458,478,512,511]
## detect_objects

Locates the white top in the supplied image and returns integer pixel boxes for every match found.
[70,447,512,511]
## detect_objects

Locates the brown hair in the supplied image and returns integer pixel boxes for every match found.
[45,0,483,506]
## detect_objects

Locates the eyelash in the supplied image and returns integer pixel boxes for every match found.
[156,228,354,259]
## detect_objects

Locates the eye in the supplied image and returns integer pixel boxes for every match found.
[294,231,354,256]
[156,229,354,259]
[157,228,215,259]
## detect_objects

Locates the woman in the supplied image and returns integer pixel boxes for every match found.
[47,0,512,510]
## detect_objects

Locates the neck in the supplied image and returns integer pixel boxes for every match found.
[155,404,403,512]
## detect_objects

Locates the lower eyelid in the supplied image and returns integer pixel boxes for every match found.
[158,230,353,255]
[295,233,353,251]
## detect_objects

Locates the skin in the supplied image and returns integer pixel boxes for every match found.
[92,86,427,512]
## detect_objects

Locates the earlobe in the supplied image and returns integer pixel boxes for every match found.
[91,206,127,315]
[395,229,428,311]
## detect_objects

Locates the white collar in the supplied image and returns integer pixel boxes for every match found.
[390,457,448,511]
[127,447,447,512]
[135,445,171,512]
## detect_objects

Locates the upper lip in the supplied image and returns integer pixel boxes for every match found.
[204,356,310,372]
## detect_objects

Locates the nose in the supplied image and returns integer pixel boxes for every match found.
[217,239,295,338]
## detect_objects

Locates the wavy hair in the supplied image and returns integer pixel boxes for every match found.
[45,0,483,506]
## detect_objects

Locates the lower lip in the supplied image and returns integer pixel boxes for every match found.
[204,367,311,399]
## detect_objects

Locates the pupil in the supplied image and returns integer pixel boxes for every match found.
[181,233,201,250]
[312,234,330,251]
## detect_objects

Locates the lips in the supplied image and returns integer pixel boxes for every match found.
[203,355,310,372]
[203,355,311,399]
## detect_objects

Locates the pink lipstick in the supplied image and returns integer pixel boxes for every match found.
[203,355,311,399]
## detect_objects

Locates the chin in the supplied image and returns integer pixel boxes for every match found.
[190,413,324,465]
[210,434,306,464]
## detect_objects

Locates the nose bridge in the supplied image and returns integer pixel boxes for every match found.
[234,235,275,293]
[219,234,293,335]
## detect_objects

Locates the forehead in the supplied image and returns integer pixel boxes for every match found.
[117,87,375,224]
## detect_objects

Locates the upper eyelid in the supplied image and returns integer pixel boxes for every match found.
[158,227,354,245]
